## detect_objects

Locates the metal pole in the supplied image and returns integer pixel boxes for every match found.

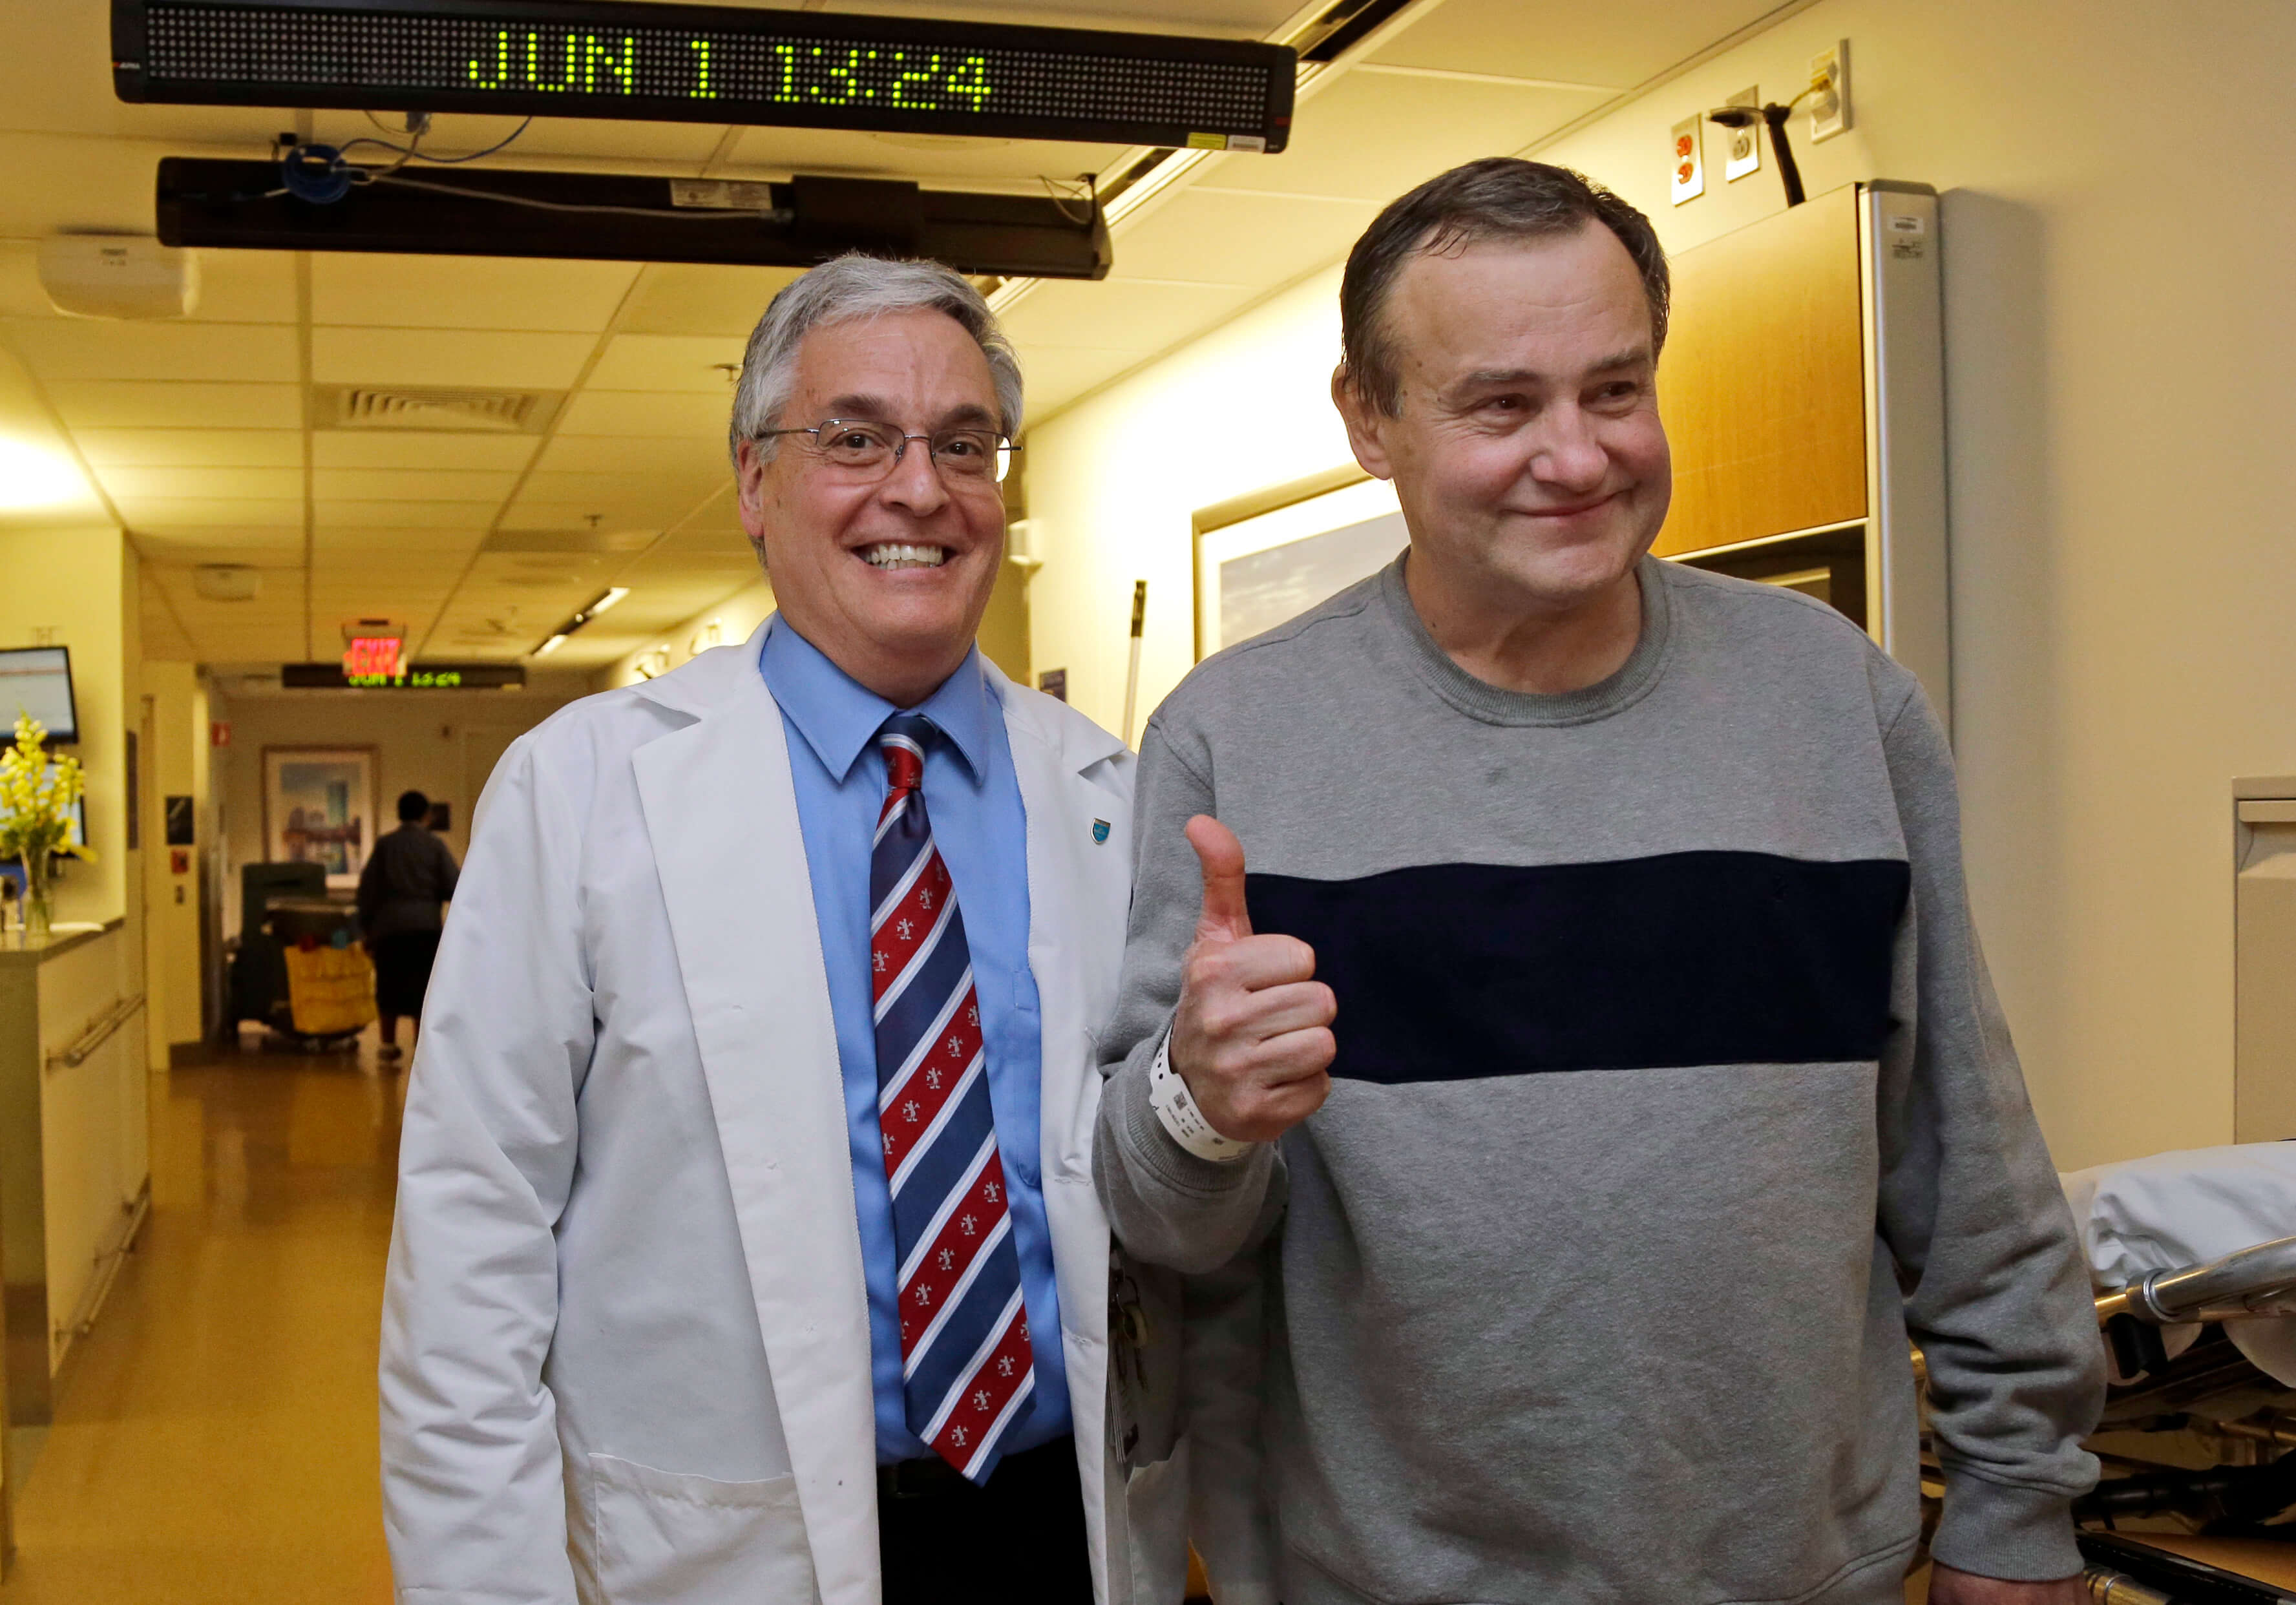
[1121,580,1147,748]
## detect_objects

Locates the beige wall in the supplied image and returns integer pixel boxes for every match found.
[1018,0,2296,1170]
[0,523,134,928]
[140,661,208,1056]
[211,682,587,939]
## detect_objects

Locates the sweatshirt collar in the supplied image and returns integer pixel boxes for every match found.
[1378,552,1676,727]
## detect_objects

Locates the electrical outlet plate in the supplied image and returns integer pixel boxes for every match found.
[1669,114,1704,205]
[1809,40,1850,143]
[1722,87,1762,181]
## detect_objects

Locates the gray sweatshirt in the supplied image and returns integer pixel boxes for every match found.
[1094,556,2102,1605]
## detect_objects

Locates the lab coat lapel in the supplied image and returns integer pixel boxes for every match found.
[631,647,878,1605]
[995,666,1132,1598]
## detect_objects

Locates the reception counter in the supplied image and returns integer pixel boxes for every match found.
[0,921,153,1433]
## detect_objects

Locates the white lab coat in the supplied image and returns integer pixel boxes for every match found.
[379,622,1179,1604]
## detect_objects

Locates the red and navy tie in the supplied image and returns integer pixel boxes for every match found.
[870,713,1035,1484]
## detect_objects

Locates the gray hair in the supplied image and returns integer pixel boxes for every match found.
[726,253,1024,467]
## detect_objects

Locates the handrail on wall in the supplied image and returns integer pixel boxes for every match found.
[45,993,145,1073]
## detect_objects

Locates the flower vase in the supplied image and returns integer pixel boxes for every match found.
[21,852,52,943]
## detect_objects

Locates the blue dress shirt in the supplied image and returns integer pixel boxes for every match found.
[759,618,1071,1465]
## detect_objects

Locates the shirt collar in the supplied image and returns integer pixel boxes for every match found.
[759,614,995,785]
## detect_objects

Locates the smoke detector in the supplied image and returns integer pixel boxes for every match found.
[39,235,199,319]
[192,564,261,601]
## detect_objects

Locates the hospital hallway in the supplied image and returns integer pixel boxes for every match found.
[0,1040,402,1603]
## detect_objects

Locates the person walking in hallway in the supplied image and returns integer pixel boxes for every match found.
[380,255,1181,1605]
[355,788,458,1062]
[1094,159,2105,1605]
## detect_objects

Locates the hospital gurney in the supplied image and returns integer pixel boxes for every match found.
[1950,1146,2296,1602]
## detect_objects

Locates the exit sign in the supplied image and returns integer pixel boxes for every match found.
[342,636,403,678]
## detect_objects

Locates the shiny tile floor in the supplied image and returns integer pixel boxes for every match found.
[1,1033,406,1602]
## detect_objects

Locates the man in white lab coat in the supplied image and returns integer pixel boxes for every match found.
[379,255,1185,1605]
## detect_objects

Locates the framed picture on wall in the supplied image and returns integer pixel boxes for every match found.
[1194,472,1409,660]
[260,746,377,891]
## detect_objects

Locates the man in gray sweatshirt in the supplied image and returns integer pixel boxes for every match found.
[1093,159,2103,1605]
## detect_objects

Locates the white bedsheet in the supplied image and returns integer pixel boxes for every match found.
[2060,1141,2296,1386]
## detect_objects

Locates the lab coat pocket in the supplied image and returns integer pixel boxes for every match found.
[589,1453,819,1605]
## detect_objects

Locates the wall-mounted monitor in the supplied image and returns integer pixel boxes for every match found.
[0,646,78,744]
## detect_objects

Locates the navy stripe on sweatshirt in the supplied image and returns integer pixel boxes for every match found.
[1245,850,1910,1082]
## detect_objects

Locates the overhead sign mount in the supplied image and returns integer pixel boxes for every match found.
[112,0,1294,152]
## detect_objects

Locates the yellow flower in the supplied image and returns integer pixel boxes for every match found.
[0,711,94,864]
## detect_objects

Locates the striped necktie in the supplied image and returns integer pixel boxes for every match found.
[869,712,1035,1484]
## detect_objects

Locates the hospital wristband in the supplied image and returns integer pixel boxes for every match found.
[1148,1033,1254,1164]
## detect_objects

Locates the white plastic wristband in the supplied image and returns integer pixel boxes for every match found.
[1147,1032,1254,1164]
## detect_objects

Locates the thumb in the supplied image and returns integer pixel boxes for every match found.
[1185,814,1252,941]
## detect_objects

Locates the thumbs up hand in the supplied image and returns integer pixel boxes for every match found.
[1168,815,1336,1144]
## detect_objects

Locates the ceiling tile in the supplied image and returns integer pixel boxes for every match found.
[0,245,49,320]
[311,328,598,390]
[585,335,748,394]
[556,390,733,437]
[3,319,297,383]
[1198,72,1610,204]
[306,109,730,167]
[315,499,499,530]
[97,465,302,500]
[1365,0,1781,90]
[0,134,189,240]
[723,127,1127,187]
[311,525,485,552]
[0,8,284,144]
[308,253,642,331]
[999,279,1254,354]
[310,433,540,470]
[311,468,521,502]
[498,504,680,535]
[1111,189,1378,288]
[116,496,303,527]
[74,428,304,468]
[534,434,730,477]
[48,381,302,430]
[185,251,303,325]
[619,264,803,337]
[1009,345,1149,418]
[861,0,1300,28]
[129,530,305,556]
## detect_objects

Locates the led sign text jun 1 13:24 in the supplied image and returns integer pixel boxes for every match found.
[112,0,1295,152]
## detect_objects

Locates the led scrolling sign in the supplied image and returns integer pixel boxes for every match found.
[112,0,1296,152]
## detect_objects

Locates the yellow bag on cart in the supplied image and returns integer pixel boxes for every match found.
[282,943,378,1036]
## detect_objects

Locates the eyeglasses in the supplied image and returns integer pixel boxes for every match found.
[755,418,1014,485]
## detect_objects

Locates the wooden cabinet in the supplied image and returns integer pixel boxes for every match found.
[1654,182,1951,729]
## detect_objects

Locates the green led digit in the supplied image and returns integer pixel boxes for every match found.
[690,38,715,98]
[945,53,993,112]
[890,49,942,108]
[468,28,511,89]
[772,42,799,102]
[523,30,577,91]
[813,45,861,103]
[583,34,635,92]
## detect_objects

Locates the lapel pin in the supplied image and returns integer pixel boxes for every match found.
[1091,819,1111,845]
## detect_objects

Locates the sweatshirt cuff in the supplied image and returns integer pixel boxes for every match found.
[1928,1468,2083,1582]
[1113,1036,1269,1199]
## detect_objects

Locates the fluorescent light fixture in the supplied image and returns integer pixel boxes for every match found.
[532,586,633,658]
[0,437,91,511]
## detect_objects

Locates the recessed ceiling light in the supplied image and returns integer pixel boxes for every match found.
[0,438,90,511]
